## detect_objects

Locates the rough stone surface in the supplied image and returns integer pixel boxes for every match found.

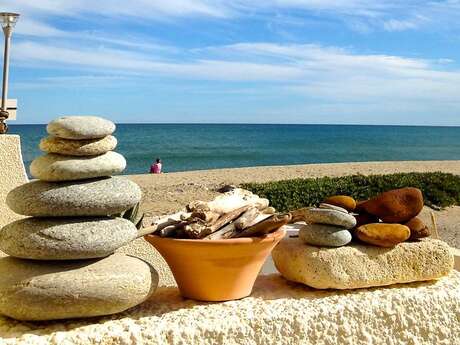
[356,223,411,247]
[30,151,126,181]
[0,135,28,229]
[6,176,142,217]
[360,187,424,223]
[299,224,352,247]
[47,116,116,140]
[0,254,158,321]
[117,237,176,287]
[324,195,356,211]
[40,135,117,156]
[0,272,458,344]
[0,217,138,260]
[303,208,356,229]
[273,237,453,289]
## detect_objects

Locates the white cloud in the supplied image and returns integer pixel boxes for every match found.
[5,0,460,34]
[14,18,68,37]
[12,40,460,107]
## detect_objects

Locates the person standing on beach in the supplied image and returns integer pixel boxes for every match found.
[150,158,162,174]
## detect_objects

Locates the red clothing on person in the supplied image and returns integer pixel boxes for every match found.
[150,162,162,174]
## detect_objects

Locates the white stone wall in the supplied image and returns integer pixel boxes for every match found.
[1,272,459,344]
[0,135,27,229]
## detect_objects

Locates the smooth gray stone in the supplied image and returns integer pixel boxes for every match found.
[304,208,356,229]
[0,254,158,321]
[30,151,126,181]
[299,224,352,247]
[0,217,138,260]
[47,116,115,139]
[6,177,142,217]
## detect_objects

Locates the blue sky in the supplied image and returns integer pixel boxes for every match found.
[4,0,460,125]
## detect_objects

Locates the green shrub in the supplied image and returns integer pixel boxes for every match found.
[241,172,460,212]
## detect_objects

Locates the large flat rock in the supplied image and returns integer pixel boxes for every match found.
[47,116,115,140]
[40,135,117,156]
[30,151,126,181]
[6,177,141,217]
[0,254,158,321]
[0,272,458,344]
[0,217,138,260]
[272,237,453,289]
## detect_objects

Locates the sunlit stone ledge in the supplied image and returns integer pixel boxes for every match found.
[1,271,459,345]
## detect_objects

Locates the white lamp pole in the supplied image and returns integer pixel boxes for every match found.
[0,12,19,134]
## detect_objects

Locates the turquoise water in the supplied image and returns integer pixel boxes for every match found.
[9,124,460,175]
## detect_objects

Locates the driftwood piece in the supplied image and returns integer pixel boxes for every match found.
[289,207,313,223]
[155,221,187,237]
[262,207,276,215]
[204,223,238,240]
[186,189,269,214]
[183,222,207,239]
[234,213,291,238]
[138,212,190,237]
[234,207,260,230]
[184,205,250,239]
[190,211,221,224]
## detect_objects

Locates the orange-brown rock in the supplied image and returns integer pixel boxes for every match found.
[405,217,431,240]
[324,195,356,211]
[354,212,380,227]
[356,223,411,247]
[359,188,424,223]
[355,200,367,213]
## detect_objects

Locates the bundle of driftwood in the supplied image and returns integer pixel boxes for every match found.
[146,188,291,240]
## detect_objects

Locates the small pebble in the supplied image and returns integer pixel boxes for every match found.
[299,224,352,247]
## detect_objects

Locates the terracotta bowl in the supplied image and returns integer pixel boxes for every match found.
[144,227,286,301]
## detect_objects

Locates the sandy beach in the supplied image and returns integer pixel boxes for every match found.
[128,160,460,248]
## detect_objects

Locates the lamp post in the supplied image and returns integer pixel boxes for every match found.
[0,12,19,134]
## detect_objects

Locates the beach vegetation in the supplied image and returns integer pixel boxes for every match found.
[242,172,460,212]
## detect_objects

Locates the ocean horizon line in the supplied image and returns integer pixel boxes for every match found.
[10,122,460,128]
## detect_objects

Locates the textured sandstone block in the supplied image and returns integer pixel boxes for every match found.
[273,237,453,289]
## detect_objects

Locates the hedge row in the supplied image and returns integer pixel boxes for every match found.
[241,172,460,212]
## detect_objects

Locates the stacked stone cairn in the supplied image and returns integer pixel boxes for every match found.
[0,116,158,321]
[273,188,454,289]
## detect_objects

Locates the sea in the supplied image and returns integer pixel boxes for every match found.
[8,124,460,176]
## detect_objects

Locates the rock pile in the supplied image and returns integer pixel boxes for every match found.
[353,187,427,246]
[290,205,356,247]
[0,116,158,321]
[274,188,454,289]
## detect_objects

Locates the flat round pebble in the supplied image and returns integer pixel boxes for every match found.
[304,208,357,229]
[30,151,126,181]
[319,203,349,214]
[40,135,117,156]
[299,224,352,247]
[47,116,115,140]
[0,217,138,260]
[6,176,141,217]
